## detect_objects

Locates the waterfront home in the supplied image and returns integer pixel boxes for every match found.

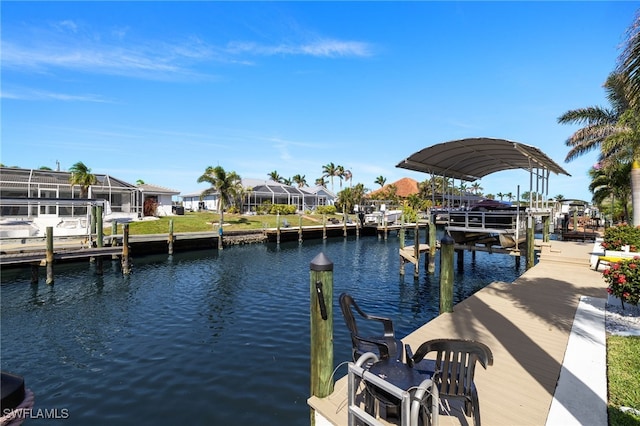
[137,183,181,217]
[181,178,336,214]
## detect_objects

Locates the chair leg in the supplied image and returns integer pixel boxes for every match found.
[472,390,481,426]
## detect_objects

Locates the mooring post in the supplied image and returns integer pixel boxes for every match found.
[168,219,174,255]
[439,234,454,314]
[399,216,405,248]
[46,226,54,285]
[428,217,436,274]
[309,252,334,426]
[218,212,224,250]
[322,214,327,240]
[573,209,578,231]
[526,214,535,270]
[343,211,347,237]
[543,215,550,243]
[276,212,281,245]
[111,221,119,260]
[90,205,97,247]
[299,214,303,243]
[413,222,420,278]
[122,223,131,275]
[96,205,104,275]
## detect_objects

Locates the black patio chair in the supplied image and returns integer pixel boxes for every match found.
[406,338,493,426]
[338,292,403,363]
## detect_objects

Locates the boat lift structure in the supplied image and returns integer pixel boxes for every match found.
[396,137,571,260]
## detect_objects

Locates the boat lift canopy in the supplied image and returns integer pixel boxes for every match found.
[396,137,570,182]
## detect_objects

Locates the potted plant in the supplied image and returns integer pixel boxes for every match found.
[603,257,640,309]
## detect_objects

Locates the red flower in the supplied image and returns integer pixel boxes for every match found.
[613,263,621,270]
[603,269,610,276]
[630,263,637,269]
[618,275,627,284]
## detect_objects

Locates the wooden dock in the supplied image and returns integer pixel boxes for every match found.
[309,240,607,425]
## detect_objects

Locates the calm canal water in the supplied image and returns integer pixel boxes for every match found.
[1,232,525,425]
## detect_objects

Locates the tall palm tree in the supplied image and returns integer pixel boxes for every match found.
[558,72,639,223]
[336,165,345,189]
[268,170,283,183]
[589,162,632,222]
[315,177,328,187]
[292,174,307,188]
[343,169,353,188]
[374,175,386,188]
[497,192,504,201]
[471,181,483,195]
[68,161,97,198]
[322,162,339,192]
[197,166,243,241]
[618,11,640,107]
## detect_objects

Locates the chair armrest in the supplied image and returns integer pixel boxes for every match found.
[362,314,395,338]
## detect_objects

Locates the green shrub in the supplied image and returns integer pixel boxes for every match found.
[602,224,640,251]
[603,258,640,307]
[316,205,337,215]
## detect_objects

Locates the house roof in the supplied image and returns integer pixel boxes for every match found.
[368,177,420,198]
[0,167,136,190]
[138,183,180,195]
[396,137,570,181]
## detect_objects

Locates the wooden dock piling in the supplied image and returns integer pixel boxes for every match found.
[309,252,334,426]
[122,223,131,275]
[168,219,174,255]
[96,205,104,275]
[439,234,454,314]
[46,227,54,285]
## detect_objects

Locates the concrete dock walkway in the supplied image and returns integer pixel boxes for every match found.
[309,240,609,425]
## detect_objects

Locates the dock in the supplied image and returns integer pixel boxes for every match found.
[309,240,609,425]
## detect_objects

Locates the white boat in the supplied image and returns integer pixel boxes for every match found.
[363,209,404,225]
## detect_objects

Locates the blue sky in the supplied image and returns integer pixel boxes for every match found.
[2,2,637,202]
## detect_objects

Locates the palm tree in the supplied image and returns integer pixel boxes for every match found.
[322,162,339,192]
[558,72,639,223]
[268,170,283,183]
[374,175,386,188]
[336,165,345,189]
[589,163,632,222]
[291,174,307,188]
[497,192,504,201]
[197,166,243,247]
[315,177,328,187]
[505,192,514,202]
[136,179,145,185]
[343,169,353,188]
[471,181,483,195]
[68,161,97,198]
[618,11,640,107]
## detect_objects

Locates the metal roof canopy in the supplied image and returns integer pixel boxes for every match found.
[396,137,570,182]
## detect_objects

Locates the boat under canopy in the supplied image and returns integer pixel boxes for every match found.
[396,137,571,249]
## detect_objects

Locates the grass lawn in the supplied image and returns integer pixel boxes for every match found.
[607,335,640,425]
[105,211,350,235]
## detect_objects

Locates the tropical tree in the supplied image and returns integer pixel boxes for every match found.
[335,165,345,189]
[497,192,504,201]
[68,161,97,198]
[136,179,145,185]
[343,169,353,188]
[322,162,340,192]
[558,72,639,223]
[268,170,283,183]
[315,177,328,187]
[554,194,566,202]
[282,177,293,186]
[618,11,640,107]
[197,165,243,224]
[39,166,52,170]
[589,162,632,222]
[505,192,514,202]
[292,174,307,188]
[374,175,387,188]
[336,183,367,214]
[471,181,483,195]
